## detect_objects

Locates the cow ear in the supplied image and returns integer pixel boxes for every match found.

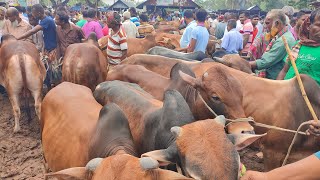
[141,144,178,167]
[179,71,200,88]
[141,150,173,166]
[140,157,160,170]
[228,133,267,151]
[45,167,88,180]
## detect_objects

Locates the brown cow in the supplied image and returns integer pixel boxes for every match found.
[0,35,45,132]
[98,34,157,58]
[62,34,108,91]
[46,155,191,180]
[107,63,254,134]
[179,63,320,170]
[93,81,264,179]
[121,54,252,78]
[41,82,136,172]
[127,34,157,57]
[155,33,182,49]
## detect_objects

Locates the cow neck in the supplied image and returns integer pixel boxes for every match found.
[230,69,290,119]
[100,137,137,158]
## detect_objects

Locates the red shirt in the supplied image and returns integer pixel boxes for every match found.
[102,25,109,36]
[252,26,258,41]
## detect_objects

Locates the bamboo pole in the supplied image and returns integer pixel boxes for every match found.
[282,36,319,121]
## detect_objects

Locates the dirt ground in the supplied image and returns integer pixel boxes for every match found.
[0,89,263,180]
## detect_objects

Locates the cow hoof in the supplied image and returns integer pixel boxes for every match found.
[13,126,20,133]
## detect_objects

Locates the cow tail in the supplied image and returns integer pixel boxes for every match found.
[18,53,32,122]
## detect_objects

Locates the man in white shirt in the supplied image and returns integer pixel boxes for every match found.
[122,11,139,38]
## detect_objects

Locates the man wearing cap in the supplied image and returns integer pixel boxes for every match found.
[122,11,139,38]
[106,11,128,66]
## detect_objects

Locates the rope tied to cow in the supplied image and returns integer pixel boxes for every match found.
[197,91,312,167]
[197,91,308,136]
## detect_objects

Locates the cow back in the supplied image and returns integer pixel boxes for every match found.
[41,82,102,171]
[62,43,108,91]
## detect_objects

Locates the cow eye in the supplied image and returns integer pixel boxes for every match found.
[211,96,220,101]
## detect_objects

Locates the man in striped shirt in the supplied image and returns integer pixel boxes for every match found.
[106,11,128,65]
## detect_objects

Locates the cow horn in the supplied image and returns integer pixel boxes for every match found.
[140,157,160,170]
[171,126,182,137]
[213,115,226,126]
[85,158,103,172]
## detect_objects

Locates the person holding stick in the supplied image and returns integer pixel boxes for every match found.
[249,10,296,79]
[277,8,320,85]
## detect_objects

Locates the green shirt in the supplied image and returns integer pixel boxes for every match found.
[76,19,87,28]
[256,31,296,79]
[284,45,320,85]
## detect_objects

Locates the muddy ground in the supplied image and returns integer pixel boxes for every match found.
[0,89,263,180]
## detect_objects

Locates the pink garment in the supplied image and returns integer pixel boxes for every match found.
[82,20,104,39]
[290,26,298,40]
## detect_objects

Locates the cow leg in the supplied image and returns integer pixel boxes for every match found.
[8,92,21,133]
[31,90,42,120]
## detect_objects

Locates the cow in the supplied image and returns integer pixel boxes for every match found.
[121,54,252,78]
[0,34,46,133]
[178,63,320,170]
[98,34,157,58]
[41,82,136,172]
[155,33,182,49]
[46,155,192,180]
[106,63,254,134]
[94,81,264,179]
[62,33,108,92]
[147,46,207,61]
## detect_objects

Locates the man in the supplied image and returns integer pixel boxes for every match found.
[106,11,128,66]
[188,9,209,54]
[0,7,6,36]
[122,11,139,38]
[292,11,311,40]
[215,14,228,39]
[76,10,88,28]
[172,11,180,21]
[221,19,243,54]
[180,10,197,48]
[249,9,296,80]
[3,7,32,42]
[28,14,44,52]
[82,8,103,39]
[251,14,260,41]
[55,10,85,59]
[239,11,254,56]
[138,14,154,37]
[17,4,57,88]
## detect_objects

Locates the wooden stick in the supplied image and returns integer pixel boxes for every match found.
[282,36,319,121]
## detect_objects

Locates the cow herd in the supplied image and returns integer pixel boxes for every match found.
[1,31,320,179]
